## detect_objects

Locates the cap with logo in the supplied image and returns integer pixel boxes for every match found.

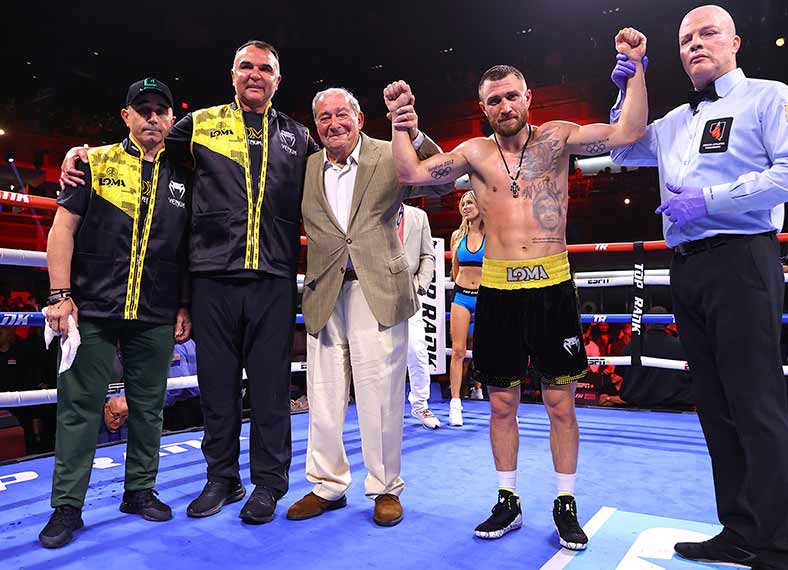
[126,78,174,109]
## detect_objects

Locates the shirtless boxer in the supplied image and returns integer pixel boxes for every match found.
[384,28,647,549]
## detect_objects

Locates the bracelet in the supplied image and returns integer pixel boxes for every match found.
[47,290,72,305]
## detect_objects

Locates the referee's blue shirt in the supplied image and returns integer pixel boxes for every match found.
[610,68,788,247]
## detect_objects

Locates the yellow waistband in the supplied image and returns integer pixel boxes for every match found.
[481,252,571,290]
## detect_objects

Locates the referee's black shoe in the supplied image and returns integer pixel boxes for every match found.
[187,480,246,518]
[674,533,758,566]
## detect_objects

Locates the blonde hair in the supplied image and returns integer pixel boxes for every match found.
[452,190,484,250]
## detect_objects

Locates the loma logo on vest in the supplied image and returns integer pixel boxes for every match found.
[210,128,234,138]
[506,265,549,282]
[168,180,186,208]
[210,122,233,138]
[98,167,125,187]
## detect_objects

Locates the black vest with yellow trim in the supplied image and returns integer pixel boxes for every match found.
[188,100,314,277]
[73,138,190,324]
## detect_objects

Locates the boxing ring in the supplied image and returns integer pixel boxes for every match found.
[0,190,776,569]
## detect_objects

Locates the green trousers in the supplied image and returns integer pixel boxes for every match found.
[51,318,174,508]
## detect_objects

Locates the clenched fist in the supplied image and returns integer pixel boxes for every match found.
[383,80,415,115]
[615,27,647,62]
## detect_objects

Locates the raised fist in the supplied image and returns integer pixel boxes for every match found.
[615,27,647,62]
[383,80,415,115]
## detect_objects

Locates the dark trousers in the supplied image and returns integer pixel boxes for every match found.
[671,232,788,559]
[191,276,295,499]
[51,318,174,508]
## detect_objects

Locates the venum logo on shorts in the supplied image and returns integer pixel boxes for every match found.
[506,265,548,282]
[168,180,186,209]
[563,336,580,355]
[280,129,297,156]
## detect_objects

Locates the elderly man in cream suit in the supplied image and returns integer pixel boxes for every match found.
[398,203,440,430]
[287,87,453,527]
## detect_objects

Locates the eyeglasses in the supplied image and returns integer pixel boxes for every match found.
[106,408,128,421]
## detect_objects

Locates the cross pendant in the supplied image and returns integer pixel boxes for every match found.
[510,180,520,198]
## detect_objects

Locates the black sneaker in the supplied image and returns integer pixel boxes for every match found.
[553,495,588,550]
[120,489,173,522]
[239,486,277,524]
[187,480,246,518]
[674,533,757,565]
[39,505,84,549]
[474,489,523,539]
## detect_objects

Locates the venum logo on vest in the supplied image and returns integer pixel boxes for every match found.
[168,180,186,209]
[280,130,297,156]
[210,121,234,138]
[98,166,126,187]
[507,265,548,282]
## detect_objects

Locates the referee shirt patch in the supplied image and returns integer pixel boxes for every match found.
[699,117,733,153]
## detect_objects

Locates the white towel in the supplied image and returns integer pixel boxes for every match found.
[41,307,81,373]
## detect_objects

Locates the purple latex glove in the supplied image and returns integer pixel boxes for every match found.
[655,183,708,226]
[611,53,649,92]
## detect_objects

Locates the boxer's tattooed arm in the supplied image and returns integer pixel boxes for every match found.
[428,159,455,180]
[583,137,610,155]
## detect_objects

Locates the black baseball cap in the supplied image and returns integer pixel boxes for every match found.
[126,77,174,108]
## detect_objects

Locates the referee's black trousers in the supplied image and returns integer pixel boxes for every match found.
[192,275,295,499]
[671,231,788,560]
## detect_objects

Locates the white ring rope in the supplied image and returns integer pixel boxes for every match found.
[0,362,308,408]
[4,246,788,408]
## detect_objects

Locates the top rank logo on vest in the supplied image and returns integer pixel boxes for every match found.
[507,265,548,282]
[279,130,297,156]
[168,180,186,208]
[98,166,126,187]
[210,121,234,138]
[699,117,733,153]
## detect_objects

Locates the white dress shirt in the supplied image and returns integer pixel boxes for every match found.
[322,131,426,232]
[322,137,363,233]
[611,68,788,246]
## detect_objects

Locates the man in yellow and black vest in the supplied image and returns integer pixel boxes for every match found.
[62,40,319,525]
[41,78,191,548]
[166,40,319,524]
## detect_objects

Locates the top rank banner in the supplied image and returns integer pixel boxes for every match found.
[419,237,446,375]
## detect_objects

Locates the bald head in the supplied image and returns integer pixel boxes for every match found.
[678,4,740,90]
[681,5,736,35]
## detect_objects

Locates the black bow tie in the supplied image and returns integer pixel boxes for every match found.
[688,84,720,113]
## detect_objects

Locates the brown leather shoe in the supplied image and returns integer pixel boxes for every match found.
[373,494,403,526]
[286,492,346,520]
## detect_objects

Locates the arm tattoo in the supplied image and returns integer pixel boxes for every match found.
[583,138,609,155]
[428,159,454,180]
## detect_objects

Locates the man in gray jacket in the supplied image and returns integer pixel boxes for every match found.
[398,203,440,429]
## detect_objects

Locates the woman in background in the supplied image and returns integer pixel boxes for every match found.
[448,191,485,426]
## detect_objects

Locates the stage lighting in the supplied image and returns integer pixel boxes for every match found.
[777,37,785,47]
